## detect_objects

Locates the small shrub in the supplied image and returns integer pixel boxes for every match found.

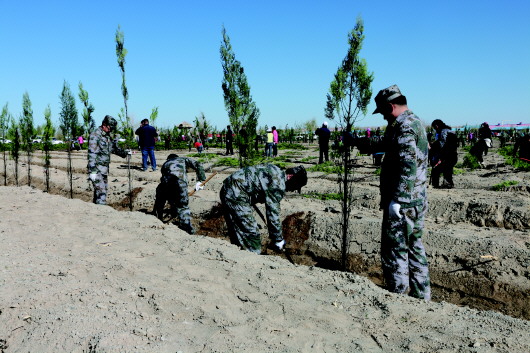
[491,180,519,191]
[374,168,381,175]
[462,153,480,170]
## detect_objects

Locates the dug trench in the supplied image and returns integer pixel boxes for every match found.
[194,199,529,321]
[2,151,529,321]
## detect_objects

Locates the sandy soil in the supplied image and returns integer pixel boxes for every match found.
[0,144,528,352]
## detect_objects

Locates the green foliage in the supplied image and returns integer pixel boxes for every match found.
[498,146,530,171]
[302,192,343,201]
[78,82,95,136]
[150,106,159,127]
[300,156,318,162]
[453,167,465,175]
[20,92,35,152]
[115,25,132,141]
[308,161,343,174]
[491,180,519,191]
[374,167,381,175]
[59,81,79,141]
[220,26,260,162]
[278,143,307,150]
[188,152,217,158]
[462,153,480,170]
[215,157,240,168]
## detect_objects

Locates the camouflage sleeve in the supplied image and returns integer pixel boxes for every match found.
[438,129,448,151]
[111,140,127,158]
[395,127,417,204]
[185,158,206,181]
[265,190,283,242]
[87,131,100,174]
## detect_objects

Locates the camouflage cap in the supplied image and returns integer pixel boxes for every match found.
[102,115,118,131]
[372,85,403,114]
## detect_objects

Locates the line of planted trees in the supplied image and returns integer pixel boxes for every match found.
[2,17,375,271]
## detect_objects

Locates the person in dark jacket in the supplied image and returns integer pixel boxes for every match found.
[430,119,458,188]
[315,122,331,164]
[225,125,234,155]
[135,119,158,171]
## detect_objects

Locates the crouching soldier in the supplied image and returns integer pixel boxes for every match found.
[153,154,205,234]
[220,164,307,254]
[87,115,130,205]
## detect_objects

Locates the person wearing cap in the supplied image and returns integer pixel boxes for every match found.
[315,121,331,164]
[265,128,274,157]
[430,119,458,188]
[153,154,206,234]
[373,85,431,301]
[220,164,307,254]
[87,115,130,205]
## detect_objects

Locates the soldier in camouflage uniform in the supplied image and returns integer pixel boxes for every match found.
[87,115,129,205]
[373,85,431,301]
[220,164,307,254]
[153,154,205,234]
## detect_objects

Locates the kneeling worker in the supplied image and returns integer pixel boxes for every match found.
[220,164,307,254]
[154,154,205,234]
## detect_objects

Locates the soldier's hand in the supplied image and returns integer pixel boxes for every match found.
[89,173,97,182]
[274,240,285,251]
[389,200,402,219]
[195,181,204,191]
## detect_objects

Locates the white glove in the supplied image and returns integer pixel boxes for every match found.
[195,181,204,191]
[89,173,97,182]
[389,200,402,219]
[274,240,285,251]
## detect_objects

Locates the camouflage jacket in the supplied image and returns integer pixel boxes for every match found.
[222,164,286,239]
[160,157,205,184]
[380,110,428,208]
[87,127,127,175]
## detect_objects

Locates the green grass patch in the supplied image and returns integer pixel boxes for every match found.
[491,180,519,191]
[278,143,307,150]
[300,156,318,162]
[374,168,381,176]
[214,157,240,168]
[453,167,465,175]
[302,192,343,201]
[308,161,343,174]
[497,146,530,171]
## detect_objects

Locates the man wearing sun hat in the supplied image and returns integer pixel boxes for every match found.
[373,85,431,301]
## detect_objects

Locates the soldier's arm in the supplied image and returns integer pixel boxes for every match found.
[111,139,128,158]
[264,190,283,242]
[395,127,417,204]
[87,135,99,174]
[185,158,206,181]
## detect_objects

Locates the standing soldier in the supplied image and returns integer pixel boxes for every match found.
[373,85,431,301]
[87,115,129,205]
[220,164,307,254]
[153,154,205,234]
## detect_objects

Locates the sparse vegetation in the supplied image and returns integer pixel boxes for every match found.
[498,146,530,171]
[462,153,481,170]
[308,161,343,174]
[491,180,519,191]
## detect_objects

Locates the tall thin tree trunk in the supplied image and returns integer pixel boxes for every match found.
[27,151,31,186]
[2,150,6,186]
[68,149,73,198]
[341,148,350,270]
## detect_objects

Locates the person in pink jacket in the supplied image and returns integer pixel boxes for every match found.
[272,126,279,157]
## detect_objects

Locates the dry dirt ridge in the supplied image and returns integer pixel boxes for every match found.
[0,186,528,352]
[0,147,528,319]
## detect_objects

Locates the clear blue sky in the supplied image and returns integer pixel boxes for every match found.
[1,0,529,132]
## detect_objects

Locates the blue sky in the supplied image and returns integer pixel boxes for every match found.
[1,0,529,132]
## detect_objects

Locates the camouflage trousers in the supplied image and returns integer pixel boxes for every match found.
[381,202,431,301]
[154,178,194,234]
[220,186,275,254]
[91,173,108,205]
